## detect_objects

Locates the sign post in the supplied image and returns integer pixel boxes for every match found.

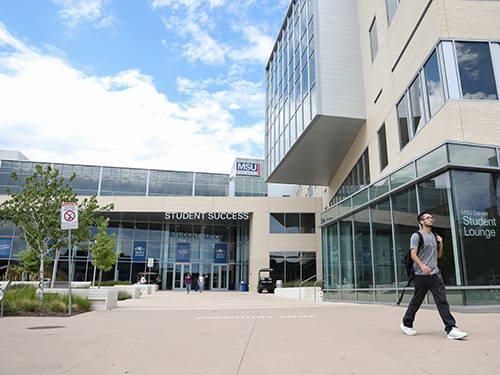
[61,202,78,316]
[147,257,154,284]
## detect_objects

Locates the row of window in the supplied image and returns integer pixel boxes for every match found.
[374,40,500,175]
[264,0,316,176]
[0,160,230,197]
[329,150,371,207]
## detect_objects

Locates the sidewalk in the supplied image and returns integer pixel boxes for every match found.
[1,291,499,375]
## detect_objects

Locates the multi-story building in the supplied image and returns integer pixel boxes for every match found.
[0,153,321,291]
[266,0,500,307]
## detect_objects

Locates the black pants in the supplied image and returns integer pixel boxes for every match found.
[402,273,456,333]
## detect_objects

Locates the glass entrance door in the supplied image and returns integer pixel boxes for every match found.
[211,264,228,290]
[173,263,191,290]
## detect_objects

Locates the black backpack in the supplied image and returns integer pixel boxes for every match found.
[396,231,439,305]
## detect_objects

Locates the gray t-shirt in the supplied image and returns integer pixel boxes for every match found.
[410,231,439,276]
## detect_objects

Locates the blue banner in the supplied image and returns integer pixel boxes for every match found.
[213,243,227,264]
[133,241,147,262]
[0,237,13,259]
[176,242,191,263]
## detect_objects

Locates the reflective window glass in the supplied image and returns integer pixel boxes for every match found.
[397,97,409,149]
[448,144,498,167]
[369,18,379,61]
[391,188,418,290]
[456,42,498,100]
[340,218,354,288]
[270,213,285,233]
[378,124,389,171]
[424,50,445,117]
[409,77,424,134]
[354,209,373,289]
[371,199,395,293]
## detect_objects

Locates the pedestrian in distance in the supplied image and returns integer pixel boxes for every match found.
[185,273,192,294]
[400,212,468,340]
[197,273,205,293]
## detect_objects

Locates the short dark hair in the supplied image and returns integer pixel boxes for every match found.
[417,212,431,223]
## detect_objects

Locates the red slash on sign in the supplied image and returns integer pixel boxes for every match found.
[64,210,76,222]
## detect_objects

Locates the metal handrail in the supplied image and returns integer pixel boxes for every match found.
[314,277,323,302]
[299,275,322,300]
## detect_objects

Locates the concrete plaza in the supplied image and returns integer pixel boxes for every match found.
[1,290,499,375]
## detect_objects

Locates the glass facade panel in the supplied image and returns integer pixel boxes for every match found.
[339,217,354,288]
[371,199,395,288]
[416,145,447,176]
[418,173,457,286]
[392,188,418,286]
[456,42,498,100]
[325,224,340,289]
[390,164,415,190]
[369,177,389,199]
[448,144,498,167]
[352,189,369,209]
[354,209,373,288]
[451,170,500,287]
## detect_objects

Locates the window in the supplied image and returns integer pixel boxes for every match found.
[369,18,379,62]
[378,124,389,171]
[455,42,498,100]
[424,50,445,117]
[270,251,317,283]
[270,213,316,233]
[330,149,370,206]
[397,97,409,149]
[408,77,424,134]
[386,0,401,25]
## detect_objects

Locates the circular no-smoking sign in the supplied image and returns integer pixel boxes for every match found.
[61,202,79,229]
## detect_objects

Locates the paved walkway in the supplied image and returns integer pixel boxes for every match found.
[1,291,499,375]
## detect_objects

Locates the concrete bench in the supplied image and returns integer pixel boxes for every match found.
[41,288,118,310]
[113,285,141,299]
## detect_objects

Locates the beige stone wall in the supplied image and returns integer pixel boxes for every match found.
[323,0,500,207]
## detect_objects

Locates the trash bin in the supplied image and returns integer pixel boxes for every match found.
[276,280,283,288]
[241,282,248,292]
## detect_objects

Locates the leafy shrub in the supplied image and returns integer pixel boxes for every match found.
[2,283,93,314]
[45,299,66,313]
[118,291,132,300]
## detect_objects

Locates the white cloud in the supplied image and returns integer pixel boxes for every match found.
[152,0,225,11]
[229,23,275,64]
[162,12,228,65]
[0,22,263,173]
[52,0,115,30]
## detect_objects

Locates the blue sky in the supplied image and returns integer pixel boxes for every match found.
[0,0,289,173]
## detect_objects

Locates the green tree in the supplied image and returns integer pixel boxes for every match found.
[91,218,119,289]
[15,248,52,276]
[0,165,113,310]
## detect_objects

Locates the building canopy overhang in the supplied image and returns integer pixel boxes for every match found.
[266,114,365,186]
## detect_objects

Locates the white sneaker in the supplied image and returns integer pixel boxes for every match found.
[447,327,468,340]
[400,323,417,336]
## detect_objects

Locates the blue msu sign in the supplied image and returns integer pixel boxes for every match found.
[236,162,260,176]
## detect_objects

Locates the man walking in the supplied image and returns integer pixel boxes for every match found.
[400,212,467,340]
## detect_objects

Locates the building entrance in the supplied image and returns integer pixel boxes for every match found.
[173,263,191,290]
[211,264,228,290]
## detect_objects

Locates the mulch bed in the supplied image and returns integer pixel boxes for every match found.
[10,310,90,318]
